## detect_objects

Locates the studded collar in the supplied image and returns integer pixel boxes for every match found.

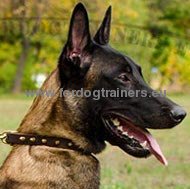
[0,132,90,155]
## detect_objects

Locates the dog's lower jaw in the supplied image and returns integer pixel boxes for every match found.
[0,146,100,189]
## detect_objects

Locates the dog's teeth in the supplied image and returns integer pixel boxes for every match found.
[129,135,134,139]
[118,126,123,131]
[140,141,147,148]
[123,132,128,136]
[112,118,120,126]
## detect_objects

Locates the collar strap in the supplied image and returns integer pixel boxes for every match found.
[0,132,89,155]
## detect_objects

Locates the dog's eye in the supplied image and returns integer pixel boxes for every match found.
[118,73,130,83]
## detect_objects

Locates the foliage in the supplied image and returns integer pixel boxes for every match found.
[0,42,20,92]
[147,0,190,88]
[0,0,190,93]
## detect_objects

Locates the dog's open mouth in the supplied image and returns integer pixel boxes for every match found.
[102,113,168,166]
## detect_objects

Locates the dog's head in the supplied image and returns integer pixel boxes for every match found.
[58,3,186,165]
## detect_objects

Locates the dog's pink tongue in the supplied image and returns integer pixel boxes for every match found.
[119,119,168,165]
[145,132,168,166]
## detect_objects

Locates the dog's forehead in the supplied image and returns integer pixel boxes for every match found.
[91,45,139,73]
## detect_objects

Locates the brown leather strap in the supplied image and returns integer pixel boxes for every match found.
[2,132,89,155]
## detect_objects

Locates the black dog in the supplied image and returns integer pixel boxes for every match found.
[0,3,186,189]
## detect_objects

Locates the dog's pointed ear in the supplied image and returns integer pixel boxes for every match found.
[66,3,91,59]
[59,3,91,82]
[94,6,112,45]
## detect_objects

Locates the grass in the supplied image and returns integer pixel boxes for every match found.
[0,94,190,189]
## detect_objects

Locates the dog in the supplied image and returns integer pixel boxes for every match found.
[0,3,186,189]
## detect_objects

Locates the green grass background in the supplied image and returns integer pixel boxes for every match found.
[0,94,189,189]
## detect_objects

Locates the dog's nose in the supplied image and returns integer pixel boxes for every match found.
[170,106,186,123]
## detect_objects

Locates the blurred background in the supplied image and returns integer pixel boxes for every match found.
[0,0,189,188]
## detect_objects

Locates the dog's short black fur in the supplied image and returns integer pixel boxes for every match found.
[0,3,186,189]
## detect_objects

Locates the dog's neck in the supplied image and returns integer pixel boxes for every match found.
[17,68,105,154]
[0,68,101,189]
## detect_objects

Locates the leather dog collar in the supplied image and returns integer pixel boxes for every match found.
[0,132,89,154]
